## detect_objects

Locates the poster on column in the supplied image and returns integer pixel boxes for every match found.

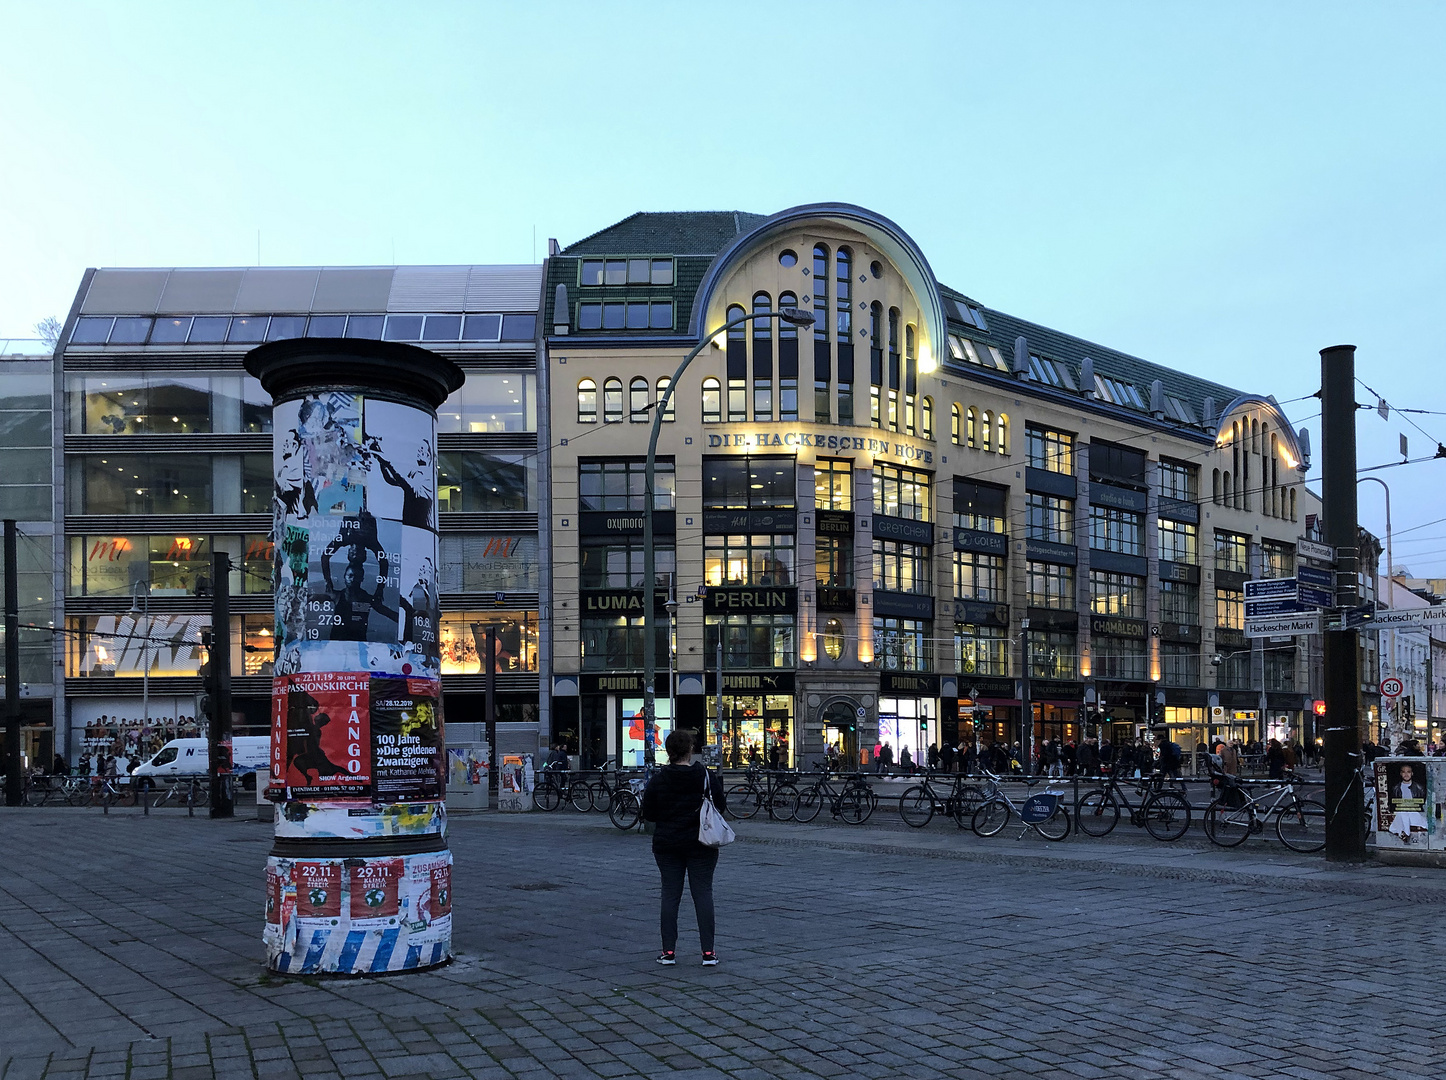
[272,393,365,528]
[273,672,372,798]
[306,513,403,645]
[348,858,403,927]
[396,526,441,666]
[407,854,452,943]
[362,398,437,531]
[294,861,342,926]
[370,677,444,800]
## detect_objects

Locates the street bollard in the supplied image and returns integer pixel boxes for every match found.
[248,339,463,976]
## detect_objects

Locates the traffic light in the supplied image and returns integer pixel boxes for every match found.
[1313,699,1327,717]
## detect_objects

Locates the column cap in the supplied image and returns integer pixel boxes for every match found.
[244,337,464,410]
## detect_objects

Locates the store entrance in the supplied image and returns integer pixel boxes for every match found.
[821,701,859,769]
[706,694,795,768]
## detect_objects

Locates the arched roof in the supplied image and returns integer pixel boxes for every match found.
[1214,394,1311,471]
[688,203,947,355]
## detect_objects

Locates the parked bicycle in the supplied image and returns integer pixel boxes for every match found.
[533,762,591,812]
[150,778,208,810]
[897,769,987,828]
[1074,770,1192,841]
[726,766,800,822]
[970,770,1072,841]
[1203,771,1325,852]
[794,765,877,825]
[608,775,648,830]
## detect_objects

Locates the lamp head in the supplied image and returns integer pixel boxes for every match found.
[779,307,815,327]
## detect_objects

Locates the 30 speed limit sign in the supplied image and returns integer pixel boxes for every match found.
[1380,677,1404,699]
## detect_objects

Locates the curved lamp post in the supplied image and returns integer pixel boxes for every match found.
[641,307,815,767]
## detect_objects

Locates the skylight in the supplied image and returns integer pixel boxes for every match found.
[1094,374,1145,409]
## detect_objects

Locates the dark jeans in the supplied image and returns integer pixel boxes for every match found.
[653,843,718,953]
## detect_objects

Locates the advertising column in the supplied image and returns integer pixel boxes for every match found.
[247,339,463,975]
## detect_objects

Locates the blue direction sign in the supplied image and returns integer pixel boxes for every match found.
[1297,566,1333,588]
[1297,585,1333,608]
[1245,597,1306,618]
[1245,578,1297,599]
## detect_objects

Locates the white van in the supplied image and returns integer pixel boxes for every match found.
[133,736,270,790]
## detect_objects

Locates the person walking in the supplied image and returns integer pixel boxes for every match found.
[1265,738,1286,780]
[641,729,727,967]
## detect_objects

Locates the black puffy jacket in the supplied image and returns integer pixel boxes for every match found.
[641,762,728,850]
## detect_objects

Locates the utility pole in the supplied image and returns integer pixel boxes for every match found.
[1019,618,1032,775]
[4,521,22,806]
[715,637,724,765]
[209,552,234,818]
[485,626,497,797]
[1321,345,1364,861]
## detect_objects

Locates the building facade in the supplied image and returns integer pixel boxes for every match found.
[541,204,1321,770]
[43,266,544,768]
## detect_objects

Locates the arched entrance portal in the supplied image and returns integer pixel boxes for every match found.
[821,700,859,769]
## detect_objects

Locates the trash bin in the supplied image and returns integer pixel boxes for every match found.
[498,754,533,812]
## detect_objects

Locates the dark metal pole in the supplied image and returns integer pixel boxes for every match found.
[209,552,234,818]
[1321,344,1364,861]
[4,520,21,806]
[1019,618,1031,775]
[485,626,497,797]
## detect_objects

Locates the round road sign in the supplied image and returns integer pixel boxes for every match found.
[1380,677,1404,699]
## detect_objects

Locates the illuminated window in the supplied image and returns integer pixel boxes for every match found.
[702,377,721,423]
[577,378,597,423]
[629,377,649,422]
[603,377,622,423]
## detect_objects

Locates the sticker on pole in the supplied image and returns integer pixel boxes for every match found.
[1020,793,1059,823]
[1380,677,1404,699]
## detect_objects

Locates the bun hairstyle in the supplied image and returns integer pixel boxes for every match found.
[664,728,695,763]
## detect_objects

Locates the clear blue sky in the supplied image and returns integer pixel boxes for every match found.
[4,1,1445,570]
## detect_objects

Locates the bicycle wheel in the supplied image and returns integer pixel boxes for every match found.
[568,780,594,813]
[608,790,641,830]
[1142,791,1192,842]
[1074,790,1120,837]
[726,784,761,820]
[794,785,823,823]
[533,781,562,812]
[1203,799,1253,847]
[1276,798,1326,853]
[950,785,988,827]
[1035,805,1071,841]
[769,783,799,821]
[898,786,935,828]
[972,798,1011,837]
[837,787,872,824]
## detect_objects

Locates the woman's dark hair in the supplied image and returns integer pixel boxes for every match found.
[665,728,695,763]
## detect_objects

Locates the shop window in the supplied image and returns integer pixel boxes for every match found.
[816,536,853,587]
[704,534,795,587]
[578,459,675,511]
[439,611,538,673]
[579,615,668,671]
[702,455,795,510]
[955,624,1008,676]
[873,539,932,594]
[873,617,931,672]
[706,613,796,669]
[1028,630,1077,679]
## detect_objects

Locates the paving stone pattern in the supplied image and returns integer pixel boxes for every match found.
[1,807,1443,1080]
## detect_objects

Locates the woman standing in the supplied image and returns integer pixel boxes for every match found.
[641,729,727,967]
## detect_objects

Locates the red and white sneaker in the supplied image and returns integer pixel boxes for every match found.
[701,951,719,966]
[656,951,676,966]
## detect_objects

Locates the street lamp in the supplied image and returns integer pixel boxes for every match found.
[641,305,816,769]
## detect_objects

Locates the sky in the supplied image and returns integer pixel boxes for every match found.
[3,1,1445,570]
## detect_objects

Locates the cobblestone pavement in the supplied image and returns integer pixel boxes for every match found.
[2,806,1443,1080]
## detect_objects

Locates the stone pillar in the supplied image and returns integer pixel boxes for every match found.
[247,339,464,976]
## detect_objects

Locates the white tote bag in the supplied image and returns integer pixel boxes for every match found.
[698,766,736,847]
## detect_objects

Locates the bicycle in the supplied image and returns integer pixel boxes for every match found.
[970,770,1072,841]
[151,778,208,809]
[1203,771,1325,852]
[726,766,800,822]
[533,763,578,812]
[897,769,988,829]
[608,775,647,830]
[794,765,877,824]
[1074,769,1192,841]
[583,761,625,813]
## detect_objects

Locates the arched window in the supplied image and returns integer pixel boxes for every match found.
[921,396,933,441]
[752,291,773,419]
[1212,468,1221,504]
[981,409,992,452]
[726,304,746,422]
[656,376,675,423]
[869,301,884,428]
[727,303,747,339]
[1289,488,1297,522]
[702,377,721,423]
[951,403,961,445]
[779,291,798,422]
[603,377,623,423]
[1223,471,1233,504]
[629,377,649,422]
[966,407,977,448]
[577,378,597,424]
[996,413,1008,454]
[1251,418,1260,453]
[752,291,771,338]
[813,245,830,342]
[835,247,852,339]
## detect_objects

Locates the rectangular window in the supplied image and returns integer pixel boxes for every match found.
[1160,580,1199,625]
[704,534,795,587]
[436,451,536,512]
[874,617,932,672]
[814,458,853,511]
[753,381,772,420]
[872,539,932,594]
[955,624,1008,677]
[814,380,831,423]
[702,455,795,510]
[1217,649,1251,689]
[1089,505,1145,556]
[1026,425,1074,474]
[1264,646,1296,691]
[577,459,675,511]
[1088,441,1147,487]
[1214,530,1250,573]
[66,454,214,515]
[705,614,795,669]
[1089,571,1145,618]
[581,615,669,671]
[581,538,675,589]
[1162,643,1198,687]
[816,536,853,588]
[872,462,932,522]
[727,379,747,422]
[954,551,1005,602]
[1027,561,1074,609]
[1025,493,1074,543]
[953,479,1008,533]
[1093,636,1147,680]
[1261,540,1295,579]
[437,534,542,593]
[1028,631,1077,679]
[1158,518,1198,563]
[437,374,537,433]
[1158,458,1198,502]
[1216,587,1244,630]
[870,386,881,428]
